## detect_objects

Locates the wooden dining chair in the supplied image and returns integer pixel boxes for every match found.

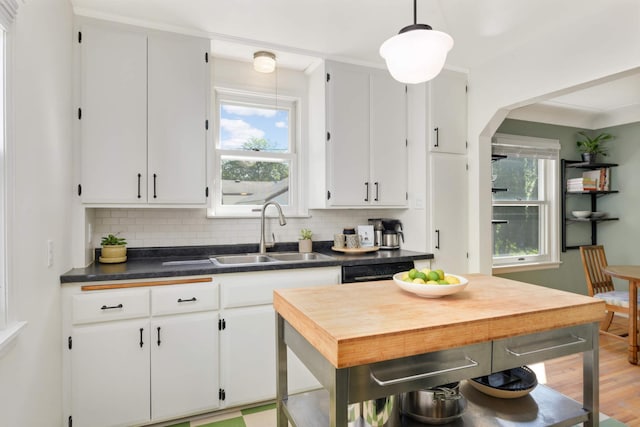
[579,245,638,340]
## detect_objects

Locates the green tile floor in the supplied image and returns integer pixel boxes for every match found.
[165,401,627,427]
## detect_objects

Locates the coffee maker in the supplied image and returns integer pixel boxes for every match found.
[368,218,404,250]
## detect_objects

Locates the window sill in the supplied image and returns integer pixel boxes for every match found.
[493,261,561,275]
[0,321,27,359]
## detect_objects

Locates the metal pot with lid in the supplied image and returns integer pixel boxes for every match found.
[381,229,403,249]
[400,382,467,425]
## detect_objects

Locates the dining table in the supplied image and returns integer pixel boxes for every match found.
[601,265,640,364]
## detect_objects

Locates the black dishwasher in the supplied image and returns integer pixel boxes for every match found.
[341,261,415,283]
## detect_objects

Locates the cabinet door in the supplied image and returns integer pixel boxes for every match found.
[148,34,208,204]
[79,22,147,203]
[326,62,371,206]
[370,70,408,206]
[429,70,467,154]
[151,311,219,421]
[220,305,275,406]
[71,319,150,427]
[430,153,468,272]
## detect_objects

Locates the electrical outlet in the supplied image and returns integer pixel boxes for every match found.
[47,240,53,267]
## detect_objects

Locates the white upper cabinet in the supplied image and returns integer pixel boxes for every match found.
[79,22,148,203]
[147,34,208,204]
[429,69,467,154]
[78,19,209,205]
[310,61,407,208]
[326,63,371,206]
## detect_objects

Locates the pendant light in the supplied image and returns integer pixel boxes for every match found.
[379,0,453,84]
[253,51,276,73]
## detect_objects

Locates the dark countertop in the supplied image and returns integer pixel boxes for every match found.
[60,241,433,284]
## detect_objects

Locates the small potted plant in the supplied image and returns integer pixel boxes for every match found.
[299,228,313,253]
[100,233,127,263]
[576,131,613,163]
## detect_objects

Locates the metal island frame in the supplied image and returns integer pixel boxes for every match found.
[274,274,604,426]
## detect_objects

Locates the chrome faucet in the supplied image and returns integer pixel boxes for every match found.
[259,201,287,254]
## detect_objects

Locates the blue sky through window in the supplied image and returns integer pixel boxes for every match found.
[219,103,289,152]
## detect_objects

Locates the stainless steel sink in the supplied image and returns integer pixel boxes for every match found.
[208,252,334,266]
[268,252,334,262]
[210,254,277,265]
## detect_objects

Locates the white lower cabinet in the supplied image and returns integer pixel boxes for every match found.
[64,269,340,426]
[71,318,151,427]
[218,267,341,406]
[65,281,219,427]
[150,311,219,421]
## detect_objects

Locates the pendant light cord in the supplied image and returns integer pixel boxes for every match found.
[413,0,417,25]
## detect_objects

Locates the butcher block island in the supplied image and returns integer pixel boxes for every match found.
[273,273,605,427]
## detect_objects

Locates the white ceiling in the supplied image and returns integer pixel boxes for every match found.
[71,0,640,129]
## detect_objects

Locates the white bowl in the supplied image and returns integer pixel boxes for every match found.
[571,210,591,218]
[392,272,469,298]
[590,211,607,219]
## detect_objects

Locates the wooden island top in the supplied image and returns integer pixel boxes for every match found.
[273,273,605,369]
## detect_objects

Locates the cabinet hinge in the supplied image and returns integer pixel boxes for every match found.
[68,336,72,350]
[77,184,82,197]
[326,131,331,141]
[326,73,330,82]
[68,415,72,427]
[218,318,226,330]
[205,186,209,198]
[327,190,331,200]
[219,388,226,401]
[205,119,209,130]
[77,108,81,120]
[205,52,209,63]
[77,31,81,44]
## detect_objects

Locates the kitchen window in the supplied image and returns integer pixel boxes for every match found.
[491,134,560,272]
[212,89,298,216]
[0,0,27,353]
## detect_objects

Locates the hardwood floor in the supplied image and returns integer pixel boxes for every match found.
[543,316,640,426]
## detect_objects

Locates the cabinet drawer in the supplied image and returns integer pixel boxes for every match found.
[151,283,219,316]
[492,324,595,372]
[72,289,149,325]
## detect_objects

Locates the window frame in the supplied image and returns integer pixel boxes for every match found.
[210,88,300,217]
[491,134,561,273]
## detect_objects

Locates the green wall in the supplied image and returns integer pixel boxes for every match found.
[493,119,640,294]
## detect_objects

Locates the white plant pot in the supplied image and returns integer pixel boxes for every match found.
[298,239,312,253]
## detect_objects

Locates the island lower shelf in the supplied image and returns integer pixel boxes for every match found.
[283,383,589,427]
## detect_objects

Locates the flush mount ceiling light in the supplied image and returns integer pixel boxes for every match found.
[253,51,276,73]
[379,0,453,84]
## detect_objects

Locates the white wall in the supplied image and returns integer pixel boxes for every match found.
[467,0,640,273]
[0,0,73,426]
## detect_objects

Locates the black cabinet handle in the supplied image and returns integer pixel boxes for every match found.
[364,182,369,202]
[139,328,144,348]
[156,327,161,346]
[434,127,439,147]
[435,229,440,249]
[100,304,123,310]
[374,182,379,201]
[137,173,141,199]
[177,297,197,303]
[153,174,157,199]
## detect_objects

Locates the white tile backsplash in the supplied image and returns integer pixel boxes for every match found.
[91,208,406,249]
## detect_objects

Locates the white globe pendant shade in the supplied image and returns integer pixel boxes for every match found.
[380,27,453,84]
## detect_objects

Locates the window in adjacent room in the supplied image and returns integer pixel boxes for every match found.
[491,133,560,272]
[212,89,298,216]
